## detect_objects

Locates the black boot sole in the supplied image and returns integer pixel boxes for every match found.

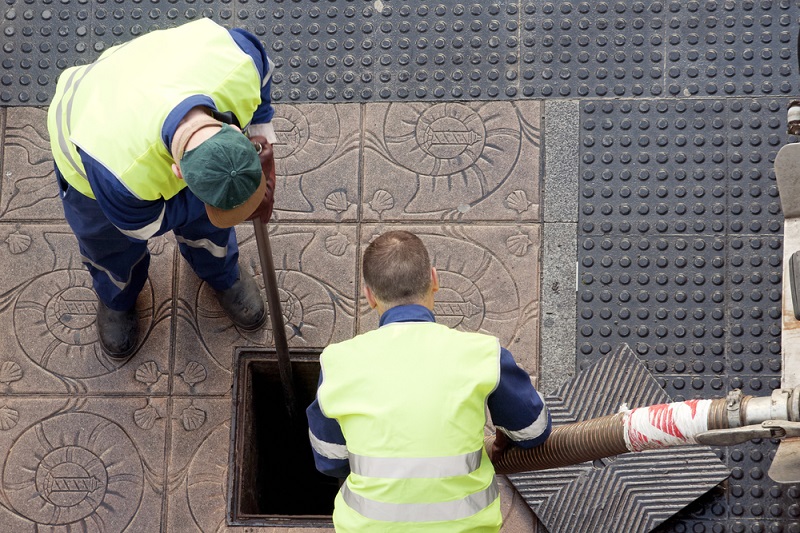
[232,309,268,331]
[99,340,137,360]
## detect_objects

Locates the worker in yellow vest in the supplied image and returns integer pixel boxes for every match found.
[307,230,551,532]
[47,18,277,359]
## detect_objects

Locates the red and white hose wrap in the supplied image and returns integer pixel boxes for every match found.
[622,400,714,452]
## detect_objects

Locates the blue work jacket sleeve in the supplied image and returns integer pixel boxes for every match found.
[487,348,552,449]
[306,375,351,479]
[229,28,275,125]
[79,150,206,242]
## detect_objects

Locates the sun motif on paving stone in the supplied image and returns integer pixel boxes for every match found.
[13,270,154,378]
[2,412,143,530]
[424,233,522,345]
[271,104,339,176]
[381,102,521,215]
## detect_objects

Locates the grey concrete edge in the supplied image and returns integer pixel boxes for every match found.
[540,100,579,394]
[539,223,577,394]
[543,100,579,224]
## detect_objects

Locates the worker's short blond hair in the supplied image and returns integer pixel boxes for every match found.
[363,231,431,305]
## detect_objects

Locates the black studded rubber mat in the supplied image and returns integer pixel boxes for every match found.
[2,1,799,105]
[577,97,798,532]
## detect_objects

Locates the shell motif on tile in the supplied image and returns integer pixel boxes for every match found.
[324,190,351,213]
[147,235,169,255]
[0,405,19,430]
[505,190,534,214]
[181,405,207,431]
[135,361,164,386]
[6,230,32,254]
[0,361,23,384]
[134,402,162,431]
[507,232,533,257]
[180,361,207,387]
[325,232,350,256]
[368,189,395,215]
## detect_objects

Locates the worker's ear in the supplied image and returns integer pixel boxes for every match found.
[431,267,439,293]
[363,285,379,310]
[172,163,184,180]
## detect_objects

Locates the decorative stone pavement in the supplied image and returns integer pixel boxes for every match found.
[0,102,544,531]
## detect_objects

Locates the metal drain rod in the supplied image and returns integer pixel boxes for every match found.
[253,220,298,422]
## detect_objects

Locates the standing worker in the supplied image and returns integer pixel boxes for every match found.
[47,18,277,359]
[307,230,551,532]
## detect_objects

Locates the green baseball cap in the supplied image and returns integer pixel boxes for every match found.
[180,123,265,228]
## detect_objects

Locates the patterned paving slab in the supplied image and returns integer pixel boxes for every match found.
[0,224,174,395]
[2,1,798,105]
[362,101,541,222]
[0,397,167,532]
[0,107,62,220]
[271,103,362,222]
[166,397,233,533]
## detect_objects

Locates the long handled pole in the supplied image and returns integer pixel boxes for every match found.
[253,220,297,422]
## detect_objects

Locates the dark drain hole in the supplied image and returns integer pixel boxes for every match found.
[230,350,337,527]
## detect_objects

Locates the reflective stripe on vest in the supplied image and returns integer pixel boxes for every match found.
[47,18,261,201]
[340,480,499,523]
[318,322,503,528]
[49,43,133,198]
[349,449,482,479]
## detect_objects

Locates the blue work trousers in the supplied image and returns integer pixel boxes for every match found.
[56,168,240,311]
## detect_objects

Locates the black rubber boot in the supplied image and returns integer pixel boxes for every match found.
[214,270,267,330]
[96,300,139,359]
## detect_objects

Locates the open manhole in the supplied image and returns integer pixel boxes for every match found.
[228,348,338,527]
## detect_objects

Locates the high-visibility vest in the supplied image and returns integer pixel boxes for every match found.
[47,18,261,201]
[317,321,503,532]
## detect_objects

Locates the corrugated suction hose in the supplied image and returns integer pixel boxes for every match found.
[488,398,732,475]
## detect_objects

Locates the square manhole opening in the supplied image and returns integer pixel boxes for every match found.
[228,348,337,527]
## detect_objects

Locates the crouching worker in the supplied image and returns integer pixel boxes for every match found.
[306,230,552,532]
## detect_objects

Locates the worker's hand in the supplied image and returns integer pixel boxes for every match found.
[247,136,276,223]
[488,430,510,464]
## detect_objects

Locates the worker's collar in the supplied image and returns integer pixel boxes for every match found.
[379,304,435,327]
